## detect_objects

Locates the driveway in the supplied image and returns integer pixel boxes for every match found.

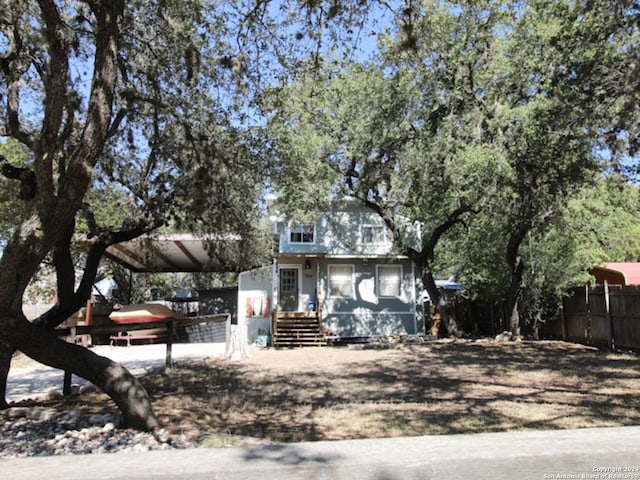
[7,342,227,403]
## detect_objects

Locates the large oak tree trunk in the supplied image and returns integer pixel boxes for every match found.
[0,227,160,429]
[2,314,160,431]
[0,302,160,431]
[0,342,12,409]
[505,224,528,338]
[0,1,160,431]
[369,203,469,339]
[0,223,161,429]
[506,257,525,338]
[0,316,160,430]
[420,262,461,337]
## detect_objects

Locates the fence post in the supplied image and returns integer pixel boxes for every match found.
[560,302,567,340]
[63,325,77,395]
[604,281,615,351]
[585,284,590,344]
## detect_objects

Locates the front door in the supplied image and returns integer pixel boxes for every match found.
[280,268,299,311]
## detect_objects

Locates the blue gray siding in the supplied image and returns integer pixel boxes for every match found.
[318,258,418,337]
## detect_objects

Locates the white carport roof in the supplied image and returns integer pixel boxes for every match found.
[78,233,241,273]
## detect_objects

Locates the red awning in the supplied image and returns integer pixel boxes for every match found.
[589,263,640,286]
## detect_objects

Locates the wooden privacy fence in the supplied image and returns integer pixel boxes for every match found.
[561,284,640,351]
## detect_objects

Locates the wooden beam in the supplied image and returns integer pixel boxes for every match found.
[147,243,181,271]
[175,240,204,270]
[102,251,143,272]
[109,243,148,271]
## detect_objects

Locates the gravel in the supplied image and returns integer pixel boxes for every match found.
[0,401,195,458]
[3,365,201,459]
[2,343,229,458]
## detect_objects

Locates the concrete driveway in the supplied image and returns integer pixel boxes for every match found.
[7,342,227,403]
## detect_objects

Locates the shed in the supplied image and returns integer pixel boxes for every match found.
[589,263,640,286]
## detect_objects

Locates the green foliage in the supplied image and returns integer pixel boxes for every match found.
[447,173,640,322]
[2,0,638,323]
[564,175,640,265]
[524,0,640,157]
[266,0,639,333]
[0,140,30,246]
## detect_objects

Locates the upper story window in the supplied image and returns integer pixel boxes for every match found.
[362,225,388,245]
[289,223,315,244]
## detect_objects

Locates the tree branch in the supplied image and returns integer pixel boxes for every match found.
[1,12,35,148]
[0,154,37,200]
[59,1,124,207]
[36,0,70,198]
[424,204,475,262]
[106,107,128,139]
[59,90,81,152]
[34,219,162,330]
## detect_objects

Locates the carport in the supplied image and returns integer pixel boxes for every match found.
[63,233,252,375]
[95,233,243,273]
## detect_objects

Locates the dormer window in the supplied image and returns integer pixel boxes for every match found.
[290,223,315,244]
[362,225,388,245]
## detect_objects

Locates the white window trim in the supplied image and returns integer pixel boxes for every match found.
[328,264,355,299]
[361,224,390,245]
[376,264,403,298]
[288,222,316,244]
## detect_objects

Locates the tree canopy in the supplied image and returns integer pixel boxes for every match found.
[0,0,638,429]
[0,0,393,428]
[265,0,639,335]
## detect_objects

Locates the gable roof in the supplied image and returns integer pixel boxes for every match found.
[589,263,640,286]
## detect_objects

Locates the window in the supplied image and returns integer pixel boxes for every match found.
[290,223,314,243]
[328,265,355,298]
[362,225,388,244]
[377,265,402,297]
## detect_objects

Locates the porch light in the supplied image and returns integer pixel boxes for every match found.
[305,259,311,270]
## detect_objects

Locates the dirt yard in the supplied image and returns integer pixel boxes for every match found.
[31,340,640,445]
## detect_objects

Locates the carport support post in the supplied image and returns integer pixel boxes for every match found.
[63,325,77,395]
[63,371,72,395]
[165,320,174,370]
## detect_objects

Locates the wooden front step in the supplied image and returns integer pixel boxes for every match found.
[273,312,325,347]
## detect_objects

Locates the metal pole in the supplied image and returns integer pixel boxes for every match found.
[165,320,174,370]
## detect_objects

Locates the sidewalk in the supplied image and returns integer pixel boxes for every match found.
[3,425,640,480]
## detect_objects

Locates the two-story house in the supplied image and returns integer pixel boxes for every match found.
[238,201,423,346]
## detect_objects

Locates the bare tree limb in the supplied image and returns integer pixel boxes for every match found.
[424,204,475,262]
[1,14,35,148]
[0,154,36,200]
[36,0,70,198]
[34,218,163,330]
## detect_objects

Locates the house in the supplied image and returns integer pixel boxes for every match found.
[238,201,423,346]
[589,262,640,286]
